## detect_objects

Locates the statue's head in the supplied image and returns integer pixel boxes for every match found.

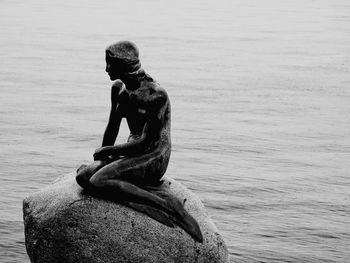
[105,40,141,80]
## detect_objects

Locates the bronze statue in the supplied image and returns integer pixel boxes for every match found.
[76,41,203,242]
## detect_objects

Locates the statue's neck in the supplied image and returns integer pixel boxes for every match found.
[121,69,149,90]
[122,77,141,91]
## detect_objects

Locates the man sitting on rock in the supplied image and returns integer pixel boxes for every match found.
[76,40,202,242]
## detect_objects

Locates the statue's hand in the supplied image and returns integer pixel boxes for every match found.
[93,146,112,161]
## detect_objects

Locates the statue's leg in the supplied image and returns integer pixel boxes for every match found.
[88,151,203,242]
[88,150,172,213]
[76,160,109,190]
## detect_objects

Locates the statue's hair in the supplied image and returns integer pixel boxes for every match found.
[106,40,153,81]
[106,40,139,61]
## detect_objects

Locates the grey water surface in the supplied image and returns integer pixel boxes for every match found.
[1,0,350,262]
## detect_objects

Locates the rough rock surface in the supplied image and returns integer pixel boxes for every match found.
[23,172,228,263]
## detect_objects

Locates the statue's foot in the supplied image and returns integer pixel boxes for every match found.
[127,202,175,228]
[166,197,203,243]
[128,197,203,243]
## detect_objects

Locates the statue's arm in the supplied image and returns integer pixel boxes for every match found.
[101,82,123,147]
[102,89,168,157]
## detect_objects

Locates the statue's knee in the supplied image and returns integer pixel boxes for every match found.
[77,164,88,174]
[76,172,90,188]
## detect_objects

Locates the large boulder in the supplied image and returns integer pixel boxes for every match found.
[23,172,228,263]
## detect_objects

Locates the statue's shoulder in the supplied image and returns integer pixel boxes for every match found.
[142,81,169,110]
[145,81,169,100]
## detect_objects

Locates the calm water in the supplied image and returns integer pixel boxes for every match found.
[1,0,350,262]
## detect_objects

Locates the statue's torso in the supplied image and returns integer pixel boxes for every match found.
[116,80,171,151]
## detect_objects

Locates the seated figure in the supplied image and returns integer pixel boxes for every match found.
[76,41,202,242]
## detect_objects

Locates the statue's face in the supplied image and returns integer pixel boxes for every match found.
[105,54,123,81]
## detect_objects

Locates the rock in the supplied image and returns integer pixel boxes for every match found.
[23,172,228,263]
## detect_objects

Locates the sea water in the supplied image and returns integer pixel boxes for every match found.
[0,0,349,262]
